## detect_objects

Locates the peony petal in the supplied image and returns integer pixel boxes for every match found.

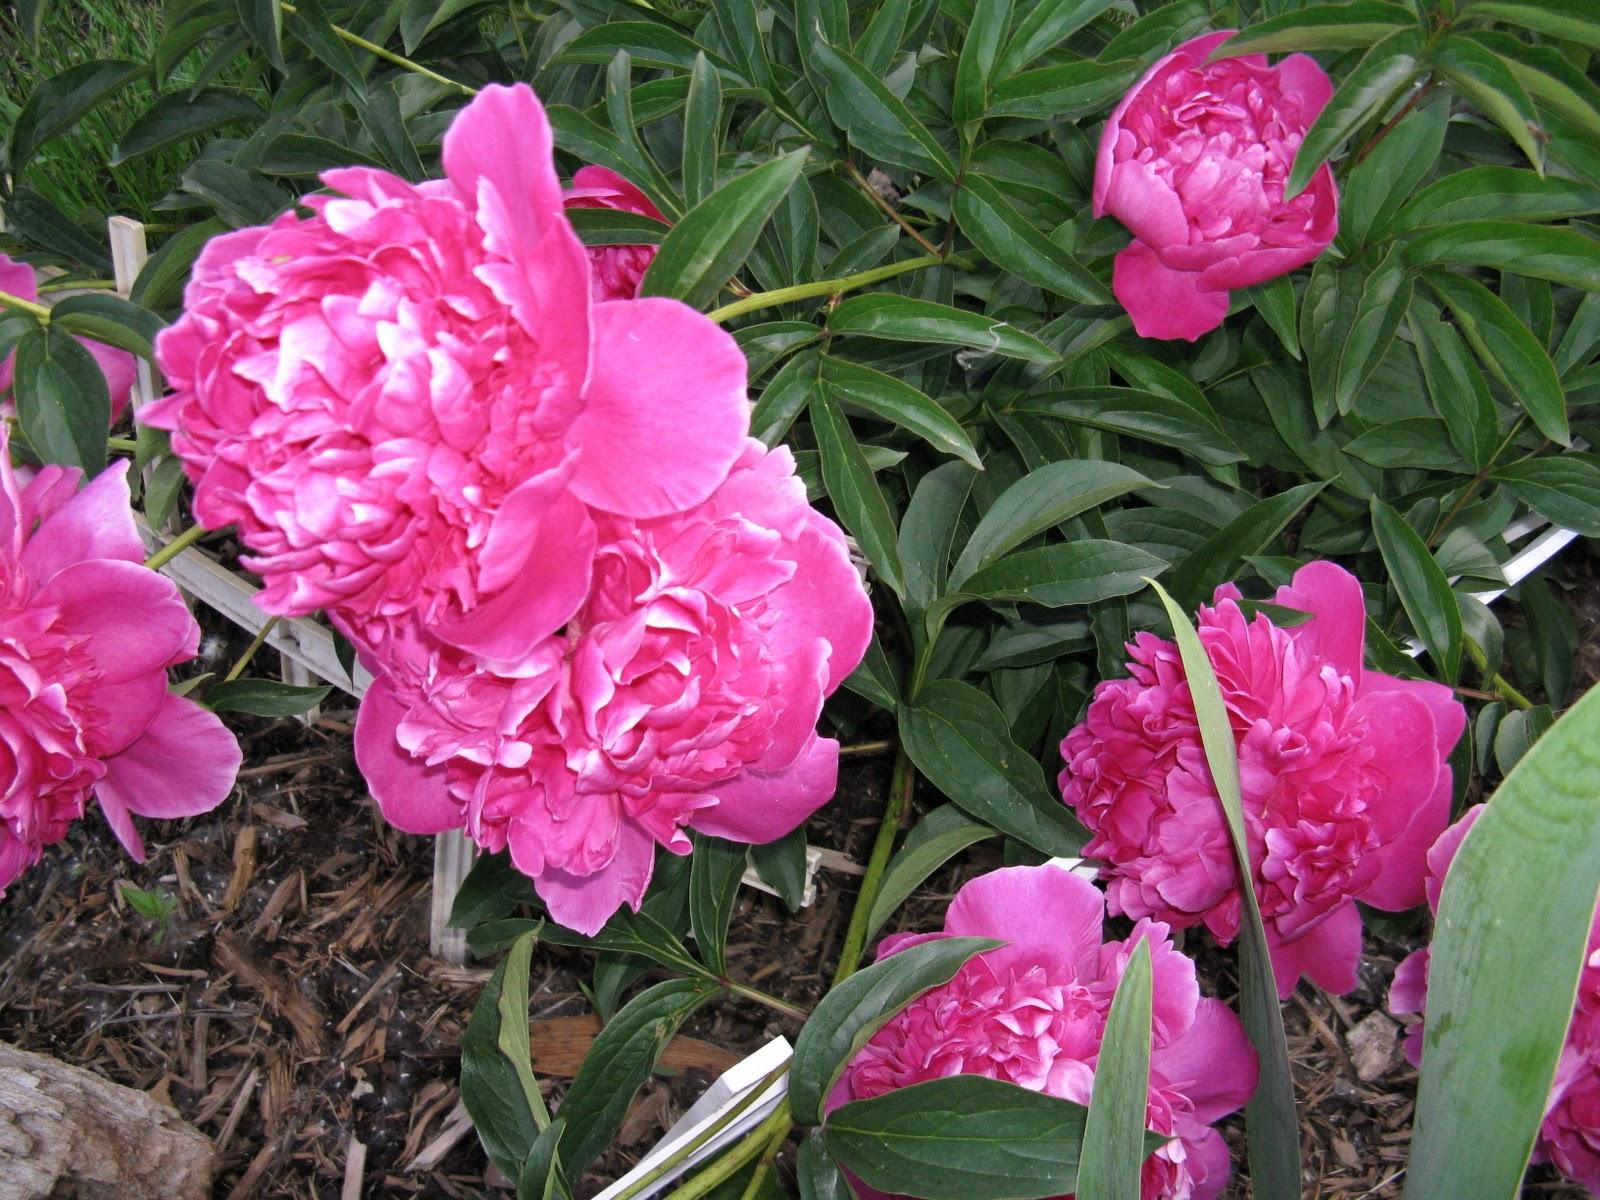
[1423,805,1483,913]
[1273,559,1366,678]
[1102,159,1191,251]
[0,255,40,393]
[1362,669,1467,765]
[1112,241,1231,342]
[30,559,199,681]
[84,338,137,422]
[1359,769,1450,912]
[20,459,144,580]
[433,491,596,663]
[1197,240,1325,292]
[97,692,241,821]
[944,864,1106,980]
[568,298,750,518]
[354,677,461,834]
[531,819,656,937]
[441,84,565,252]
[688,734,840,845]
[567,164,666,221]
[95,782,146,862]
[1277,52,1336,121]
[1266,898,1363,997]
[1151,996,1258,1124]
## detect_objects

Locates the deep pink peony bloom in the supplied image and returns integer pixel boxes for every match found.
[1390,806,1600,1193]
[143,84,748,663]
[1059,562,1465,998]
[0,429,240,892]
[1094,32,1339,341]
[0,255,136,420]
[353,440,873,935]
[829,865,1258,1200]
[562,165,667,302]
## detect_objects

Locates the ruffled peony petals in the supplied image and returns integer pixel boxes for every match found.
[946,864,1106,979]
[20,459,144,581]
[435,490,597,662]
[97,692,242,820]
[1112,241,1231,342]
[1267,899,1363,998]
[354,679,461,835]
[569,298,750,517]
[689,734,840,845]
[31,559,199,682]
[531,820,656,937]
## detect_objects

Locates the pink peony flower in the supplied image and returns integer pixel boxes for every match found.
[142,84,749,664]
[1059,561,1465,998]
[0,255,136,420]
[353,440,873,935]
[1093,31,1339,341]
[1390,806,1600,1193]
[0,428,240,892]
[562,165,668,302]
[829,865,1258,1200]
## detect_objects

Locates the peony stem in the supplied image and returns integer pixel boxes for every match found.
[224,617,280,683]
[844,161,942,256]
[1465,638,1534,712]
[107,436,139,453]
[722,978,809,1021]
[733,1120,788,1200]
[660,1100,792,1200]
[0,289,51,321]
[830,742,915,987]
[278,2,479,96]
[707,254,952,324]
[839,738,893,757]
[142,522,207,571]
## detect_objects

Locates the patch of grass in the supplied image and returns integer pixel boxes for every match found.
[0,0,260,223]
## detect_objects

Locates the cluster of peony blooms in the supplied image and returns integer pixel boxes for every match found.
[832,865,1259,1200]
[1390,807,1600,1193]
[144,83,873,935]
[1059,561,1466,999]
[1095,31,1339,341]
[1,254,136,419]
[0,427,241,892]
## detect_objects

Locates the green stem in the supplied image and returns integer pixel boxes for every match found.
[707,254,953,324]
[108,436,138,453]
[722,978,809,1022]
[279,2,478,95]
[1466,638,1534,711]
[143,523,207,571]
[734,1120,789,1200]
[831,742,915,988]
[224,617,280,683]
[622,1088,792,1200]
[38,279,116,293]
[0,289,51,321]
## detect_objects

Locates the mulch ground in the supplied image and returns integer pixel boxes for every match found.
[3,551,1596,1198]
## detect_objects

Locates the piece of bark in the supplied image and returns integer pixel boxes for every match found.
[0,1040,215,1200]
[528,1014,741,1078]
[1346,1011,1402,1083]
